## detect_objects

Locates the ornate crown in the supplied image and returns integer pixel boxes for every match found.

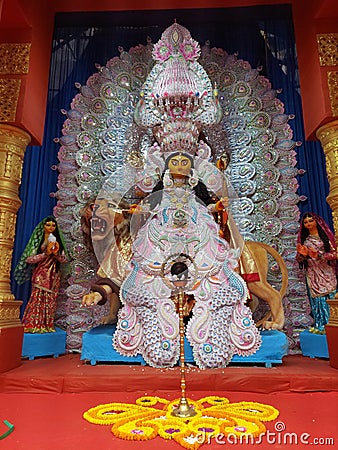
[134,22,222,151]
[153,118,200,154]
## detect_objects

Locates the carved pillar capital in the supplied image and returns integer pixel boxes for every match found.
[0,123,30,327]
[316,120,338,237]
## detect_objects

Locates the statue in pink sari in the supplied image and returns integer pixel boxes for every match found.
[296,212,337,334]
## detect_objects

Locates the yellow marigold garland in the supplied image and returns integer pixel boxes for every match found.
[83,395,279,449]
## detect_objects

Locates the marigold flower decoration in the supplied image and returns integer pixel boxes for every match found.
[83,395,279,449]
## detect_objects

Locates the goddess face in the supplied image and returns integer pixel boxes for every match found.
[44,220,57,235]
[167,153,192,178]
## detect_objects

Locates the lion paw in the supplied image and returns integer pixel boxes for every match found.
[101,314,118,325]
[260,320,284,331]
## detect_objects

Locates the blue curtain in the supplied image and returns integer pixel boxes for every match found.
[11,5,332,312]
[260,17,332,224]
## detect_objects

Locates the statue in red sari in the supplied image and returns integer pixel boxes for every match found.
[14,216,68,333]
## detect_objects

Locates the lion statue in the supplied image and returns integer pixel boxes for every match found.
[80,195,132,325]
[241,240,287,330]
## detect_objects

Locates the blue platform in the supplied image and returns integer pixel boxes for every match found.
[22,327,67,360]
[81,325,145,365]
[299,329,329,359]
[81,325,288,368]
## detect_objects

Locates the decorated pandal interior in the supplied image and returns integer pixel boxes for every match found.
[2,15,338,448]
[19,21,337,367]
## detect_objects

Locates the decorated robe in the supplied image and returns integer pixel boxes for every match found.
[113,172,261,368]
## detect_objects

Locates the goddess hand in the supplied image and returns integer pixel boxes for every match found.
[215,197,228,211]
[129,203,144,214]
[220,197,228,208]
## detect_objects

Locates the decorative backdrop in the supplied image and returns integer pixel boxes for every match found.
[11,5,333,354]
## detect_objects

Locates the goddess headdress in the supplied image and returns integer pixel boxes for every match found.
[132,22,225,198]
[134,22,222,160]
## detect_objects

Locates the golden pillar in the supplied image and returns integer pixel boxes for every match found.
[315,35,338,368]
[314,121,338,369]
[316,120,338,236]
[316,32,338,233]
[326,296,338,369]
[0,123,31,371]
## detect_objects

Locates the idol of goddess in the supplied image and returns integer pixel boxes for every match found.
[113,147,261,368]
[86,22,262,368]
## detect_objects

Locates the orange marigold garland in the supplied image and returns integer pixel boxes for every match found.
[83,395,279,449]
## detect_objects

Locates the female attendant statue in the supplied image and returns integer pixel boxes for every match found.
[296,212,337,333]
[14,216,68,333]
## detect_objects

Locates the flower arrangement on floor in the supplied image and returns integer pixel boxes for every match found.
[83,395,279,449]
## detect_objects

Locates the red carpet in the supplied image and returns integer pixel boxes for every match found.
[0,355,337,449]
[0,391,337,449]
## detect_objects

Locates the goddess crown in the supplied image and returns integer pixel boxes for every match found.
[134,22,222,156]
